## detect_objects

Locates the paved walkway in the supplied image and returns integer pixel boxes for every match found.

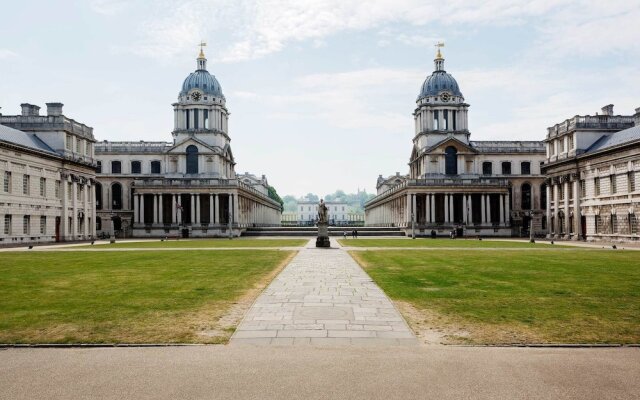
[232,239,417,345]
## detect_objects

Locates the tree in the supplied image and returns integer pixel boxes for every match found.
[268,186,284,209]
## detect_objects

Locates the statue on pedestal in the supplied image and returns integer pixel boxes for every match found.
[316,199,331,248]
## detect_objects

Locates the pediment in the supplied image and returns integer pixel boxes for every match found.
[167,136,221,154]
[422,137,477,155]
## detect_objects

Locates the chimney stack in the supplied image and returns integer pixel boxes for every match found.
[601,104,614,116]
[46,102,64,116]
[20,103,40,116]
[634,107,640,126]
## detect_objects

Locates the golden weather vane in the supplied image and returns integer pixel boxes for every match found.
[198,41,207,57]
[435,41,445,58]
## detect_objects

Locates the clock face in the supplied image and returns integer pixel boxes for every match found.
[440,92,450,102]
[191,92,201,101]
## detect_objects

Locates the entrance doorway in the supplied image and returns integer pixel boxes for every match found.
[55,217,61,242]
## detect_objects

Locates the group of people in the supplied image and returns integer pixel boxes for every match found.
[343,230,359,239]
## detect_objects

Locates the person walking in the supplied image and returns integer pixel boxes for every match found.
[343,231,347,239]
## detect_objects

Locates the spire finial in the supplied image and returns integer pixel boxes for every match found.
[198,41,207,59]
[435,41,444,59]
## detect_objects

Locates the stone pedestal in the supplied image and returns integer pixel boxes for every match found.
[316,222,330,248]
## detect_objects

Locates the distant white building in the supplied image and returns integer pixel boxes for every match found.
[296,200,350,225]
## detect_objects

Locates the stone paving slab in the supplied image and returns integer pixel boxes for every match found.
[232,239,417,346]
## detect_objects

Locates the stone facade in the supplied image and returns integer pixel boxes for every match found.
[542,105,640,242]
[94,51,281,238]
[365,49,546,237]
[0,103,97,244]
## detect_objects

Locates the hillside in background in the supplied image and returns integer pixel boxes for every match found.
[282,190,375,214]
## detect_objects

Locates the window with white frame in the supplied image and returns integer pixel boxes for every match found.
[55,180,61,198]
[629,171,636,192]
[66,134,73,151]
[85,141,91,156]
[3,171,10,193]
[40,216,46,234]
[40,177,46,197]
[611,175,617,194]
[595,177,601,196]
[23,215,30,235]
[4,215,11,235]
[23,175,30,195]
[76,138,83,154]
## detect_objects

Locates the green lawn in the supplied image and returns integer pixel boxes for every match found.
[83,238,307,248]
[339,238,558,248]
[351,249,640,344]
[0,250,294,344]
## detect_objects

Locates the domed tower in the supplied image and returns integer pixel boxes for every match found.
[413,44,470,151]
[172,46,230,149]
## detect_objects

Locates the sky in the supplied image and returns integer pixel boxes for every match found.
[1,0,639,197]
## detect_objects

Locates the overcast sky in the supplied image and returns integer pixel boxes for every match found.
[1,0,639,197]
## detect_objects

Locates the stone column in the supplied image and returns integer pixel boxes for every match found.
[214,194,219,224]
[209,194,214,226]
[140,194,145,224]
[172,194,177,224]
[546,185,551,237]
[486,194,492,225]
[552,183,559,236]
[133,193,139,224]
[153,194,158,224]
[195,194,201,224]
[176,195,182,224]
[468,194,473,225]
[158,194,164,224]
[564,180,571,236]
[444,194,449,224]
[72,181,77,237]
[423,194,428,224]
[406,194,411,227]
[481,194,486,224]
[91,184,96,237]
[499,194,505,225]
[449,194,454,223]
[462,194,467,224]
[430,194,435,223]
[505,192,511,226]
[190,194,195,224]
[228,194,233,226]
[573,179,581,240]
[83,184,89,238]
[233,194,239,224]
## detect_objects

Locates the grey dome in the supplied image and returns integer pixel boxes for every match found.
[417,71,462,101]
[180,69,224,99]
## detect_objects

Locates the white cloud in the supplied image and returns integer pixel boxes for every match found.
[89,0,130,15]
[0,49,18,59]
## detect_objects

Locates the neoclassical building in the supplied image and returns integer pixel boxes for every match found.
[365,47,546,236]
[0,103,97,244]
[94,49,281,238]
[542,105,640,241]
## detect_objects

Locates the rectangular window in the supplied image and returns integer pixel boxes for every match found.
[204,109,209,129]
[77,185,83,201]
[55,180,61,199]
[629,172,636,192]
[558,184,564,200]
[595,177,601,196]
[4,215,11,235]
[433,110,439,130]
[23,175,30,195]
[151,161,161,174]
[521,162,531,175]
[611,175,617,194]
[40,216,46,234]
[194,109,199,128]
[568,134,574,150]
[85,141,91,156]
[131,161,141,174]
[580,180,586,198]
[452,110,457,130]
[185,110,190,129]
[501,162,511,175]
[111,161,121,174]
[40,177,46,197]
[66,134,73,151]
[443,110,448,130]
[76,138,82,153]
[559,138,565,153]
[3,171,10,193]
[23,215,30,235]
[96,161,102,174]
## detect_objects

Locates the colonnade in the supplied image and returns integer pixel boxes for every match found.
[366,191,510,227]
[547,176,581,239]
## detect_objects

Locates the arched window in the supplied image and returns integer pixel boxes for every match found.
[482,162,492,175]
[540,183,547,210]
[186,145,199,174]
[521,183,532,210]
[112,182,123,210]
[95,183,103,210]
[445,146,458,175]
